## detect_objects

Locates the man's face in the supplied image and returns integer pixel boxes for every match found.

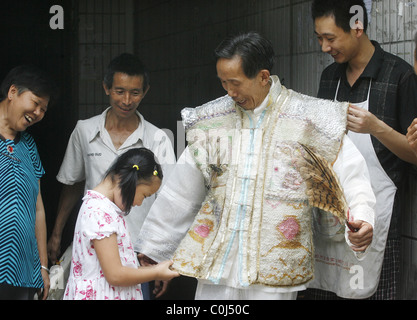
[216,55,270,111]
[314,15,360,64]
[103,72,148,118]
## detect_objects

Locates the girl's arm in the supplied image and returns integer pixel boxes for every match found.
[93,234,179,287]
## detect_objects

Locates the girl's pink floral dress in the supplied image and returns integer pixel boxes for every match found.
[64,190,143,300]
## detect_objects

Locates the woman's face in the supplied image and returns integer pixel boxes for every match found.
[6,85,49,132]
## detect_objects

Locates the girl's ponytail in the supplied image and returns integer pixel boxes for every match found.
[105,148,163,214]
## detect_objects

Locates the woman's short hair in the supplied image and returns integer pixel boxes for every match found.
[0,65,56,105]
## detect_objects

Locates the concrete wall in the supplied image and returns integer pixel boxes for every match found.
[135,0,331,150]
[76,0,134,120]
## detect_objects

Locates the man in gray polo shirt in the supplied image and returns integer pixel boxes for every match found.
[47,53,176,299]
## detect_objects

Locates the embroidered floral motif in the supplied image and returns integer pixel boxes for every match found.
[194,224,210,238]
[201,202,213,215]
[282,171,303,190]
[188,219,214,244]
[268,142,305,199]
[278,217,299,240]
[200,199,222,224]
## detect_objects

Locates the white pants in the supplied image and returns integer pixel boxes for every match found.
[195,282,298,300]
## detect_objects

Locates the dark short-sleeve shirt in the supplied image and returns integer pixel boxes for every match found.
[317,40,417,237]
[0,131,45,288]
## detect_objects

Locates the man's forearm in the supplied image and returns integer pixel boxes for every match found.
[51,181,85,236]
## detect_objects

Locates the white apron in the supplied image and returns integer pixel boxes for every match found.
[309,79,396,298]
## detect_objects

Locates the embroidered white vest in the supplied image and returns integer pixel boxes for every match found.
[172,77,348,287]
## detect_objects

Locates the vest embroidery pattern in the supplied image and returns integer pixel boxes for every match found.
[173,77,348,288]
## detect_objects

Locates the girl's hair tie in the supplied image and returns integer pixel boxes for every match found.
[132,165,139,171]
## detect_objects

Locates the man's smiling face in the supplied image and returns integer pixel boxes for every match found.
[104,72,148,118]
[314,15,360,64]
[216,55,269,111]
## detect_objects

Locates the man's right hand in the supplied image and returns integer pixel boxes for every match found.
[137,253,172,298]
[138,253,157,266]
[47,233,61,264]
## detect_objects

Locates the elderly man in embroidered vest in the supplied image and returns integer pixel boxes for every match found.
[136,32,375,300]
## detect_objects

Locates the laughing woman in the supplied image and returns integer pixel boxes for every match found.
[0,65,55,300]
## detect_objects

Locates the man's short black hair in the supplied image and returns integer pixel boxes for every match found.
[214,31,275,79]
[103,53,150,91]
[311,0,368,33]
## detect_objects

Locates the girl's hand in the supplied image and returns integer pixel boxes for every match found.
[155,260,180,281]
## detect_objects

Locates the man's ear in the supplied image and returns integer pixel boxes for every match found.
[143,85,150,97]
[352,19,365,38]
[103,82,111,95]
[259,69,271,86]
[8,84,18,100]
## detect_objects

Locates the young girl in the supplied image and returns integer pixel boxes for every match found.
[63,148,179,300]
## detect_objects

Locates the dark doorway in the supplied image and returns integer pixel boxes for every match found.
[0,0,77,240]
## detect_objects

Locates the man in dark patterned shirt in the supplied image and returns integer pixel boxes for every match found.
[307,0,417,300]
[407,33,417,156]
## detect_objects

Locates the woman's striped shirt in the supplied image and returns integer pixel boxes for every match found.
[0,131,45,288]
